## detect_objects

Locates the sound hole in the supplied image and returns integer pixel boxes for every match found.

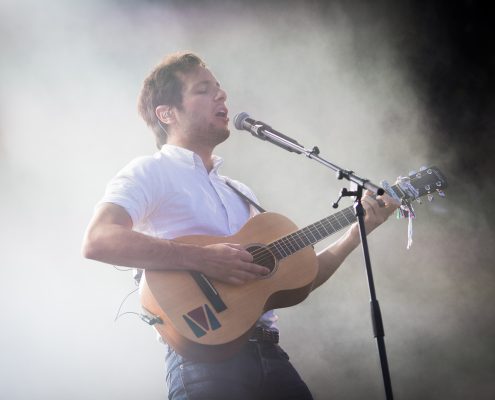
[245,244,277,277]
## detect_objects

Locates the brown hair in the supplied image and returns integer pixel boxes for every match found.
[137,52,206,148]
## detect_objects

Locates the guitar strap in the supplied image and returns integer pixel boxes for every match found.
[225,179,266,213]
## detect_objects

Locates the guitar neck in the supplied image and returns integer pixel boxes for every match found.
[267,181,406,260]
[268,206,357,259]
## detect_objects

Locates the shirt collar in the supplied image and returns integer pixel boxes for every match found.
[160,144,223,172]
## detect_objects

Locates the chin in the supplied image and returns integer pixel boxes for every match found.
[212,127,230,145]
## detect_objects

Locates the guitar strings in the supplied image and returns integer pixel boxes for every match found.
[247,206,356,264]
[252,207,355,261]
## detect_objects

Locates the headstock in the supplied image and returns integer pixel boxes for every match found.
[380,166,448,248]
[388,166,448,204]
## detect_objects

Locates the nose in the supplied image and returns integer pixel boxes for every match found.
[215,87,227,102]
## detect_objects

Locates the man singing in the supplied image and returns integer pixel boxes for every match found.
[82,52,397,399]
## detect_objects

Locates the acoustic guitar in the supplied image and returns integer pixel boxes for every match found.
[140,167,447,361]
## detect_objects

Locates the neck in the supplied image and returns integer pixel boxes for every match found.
[193,147,215,172]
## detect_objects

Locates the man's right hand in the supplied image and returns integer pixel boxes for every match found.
[190,243,271,286]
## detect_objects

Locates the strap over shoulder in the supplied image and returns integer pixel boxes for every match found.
[225,179,266,213]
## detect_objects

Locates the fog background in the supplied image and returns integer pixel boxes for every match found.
[1,1,494,399]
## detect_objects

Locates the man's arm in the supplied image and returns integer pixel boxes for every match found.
[312,192,399,290]
[81,203,270,285]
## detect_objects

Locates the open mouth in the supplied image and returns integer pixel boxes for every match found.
[215,110,229,122]
[215,110,228,118]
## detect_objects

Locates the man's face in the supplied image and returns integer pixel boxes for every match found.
[173,66,230,147]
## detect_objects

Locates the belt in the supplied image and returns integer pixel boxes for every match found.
[249,327,279,344]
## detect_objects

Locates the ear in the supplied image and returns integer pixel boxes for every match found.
[155,105,175,124]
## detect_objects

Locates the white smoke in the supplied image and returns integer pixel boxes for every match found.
[0,1,492,399]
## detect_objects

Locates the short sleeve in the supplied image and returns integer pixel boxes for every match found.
[98,156,162,227]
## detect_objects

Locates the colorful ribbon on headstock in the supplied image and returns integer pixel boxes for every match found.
[381,178,417,249]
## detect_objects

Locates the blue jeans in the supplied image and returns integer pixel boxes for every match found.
[165,341,313,400]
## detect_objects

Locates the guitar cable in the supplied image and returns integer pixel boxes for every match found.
[116,310,163,326]
[112,265,133,272]
[113,269,163,326]
[114,286,139,322]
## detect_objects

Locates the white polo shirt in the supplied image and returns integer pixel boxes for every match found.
[99,144,277,329]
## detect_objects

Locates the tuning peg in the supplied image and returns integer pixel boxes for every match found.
[437,189,446,198]
[427,194,434,202]
[419,166,428,171]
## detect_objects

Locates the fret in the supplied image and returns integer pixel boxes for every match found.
[312,226,324,240]
[272,242,288,258]
[341,207,355,224]
[284,235,298,253]
[268,242,287,260]
[301,230,313,247]
[292,232,307,250]
[317,220,330,236]
[305,227,318,243]
[328,214,344,231]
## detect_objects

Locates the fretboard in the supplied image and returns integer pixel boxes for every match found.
[267,181,406,259]
[268,206,357,259]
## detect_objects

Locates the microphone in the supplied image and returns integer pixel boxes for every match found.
[234,112,302,154]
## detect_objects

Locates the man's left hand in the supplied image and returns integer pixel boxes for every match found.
[360,190,400,234]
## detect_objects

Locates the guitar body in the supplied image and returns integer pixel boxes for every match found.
[140,212,318,362]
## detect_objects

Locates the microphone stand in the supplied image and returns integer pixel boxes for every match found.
[247,123,394,400]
